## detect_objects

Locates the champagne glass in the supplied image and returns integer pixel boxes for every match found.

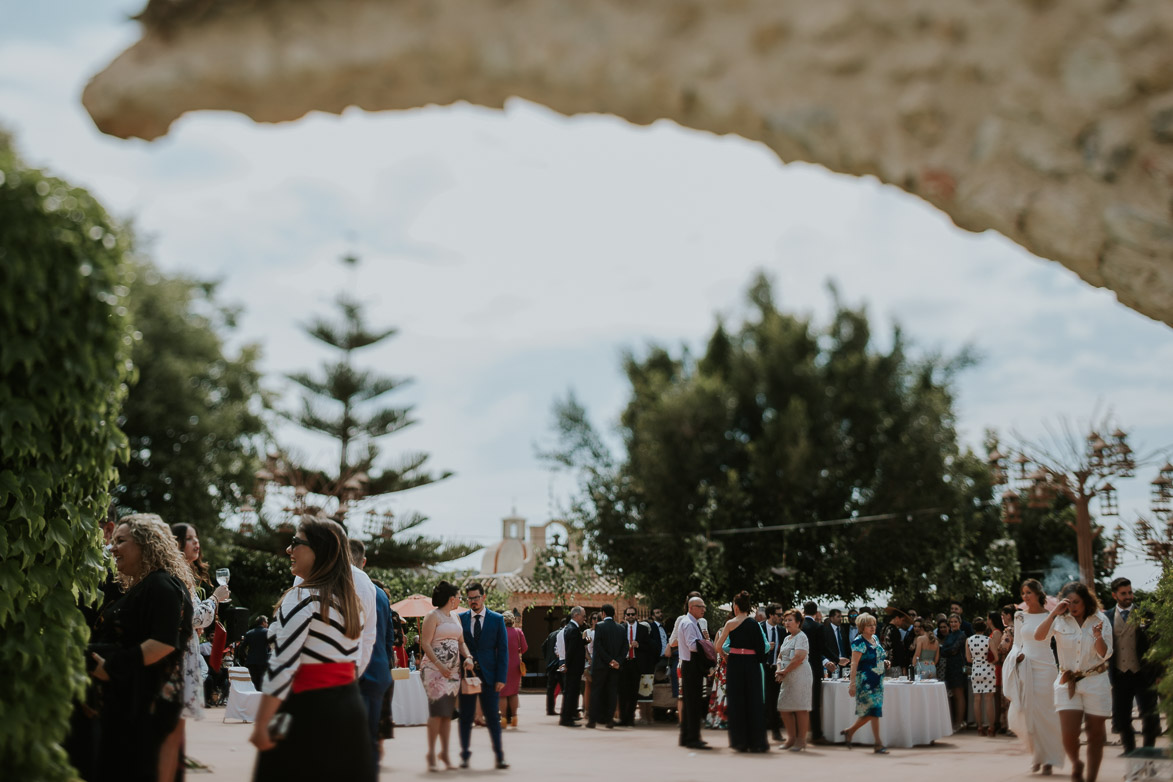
[215,568,231,602]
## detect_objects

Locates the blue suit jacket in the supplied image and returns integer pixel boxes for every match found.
[461,609,509,687]
[360,586,394,688]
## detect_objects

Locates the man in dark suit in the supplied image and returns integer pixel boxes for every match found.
[824,609,851,676]
[542,621,565,716]
[617,607,653,726]
[801,601,832,744]
[881,608,914,677]
[588,603,628,728]
[458,583,509,770]
[760,603,783,741]
[1106,578,1160,754]
[560,607,586,726]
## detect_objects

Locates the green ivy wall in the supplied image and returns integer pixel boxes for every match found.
[0,138,133,779]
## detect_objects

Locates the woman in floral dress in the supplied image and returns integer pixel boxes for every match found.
[419,581,474,771]
[842,612,890,754]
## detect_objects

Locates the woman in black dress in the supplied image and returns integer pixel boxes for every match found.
[88,513,195,782]
[713,591,769,753]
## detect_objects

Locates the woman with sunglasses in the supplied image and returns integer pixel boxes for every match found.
[250,516,370,781]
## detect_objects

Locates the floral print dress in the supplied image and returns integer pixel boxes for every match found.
[851,634,886,718]
[704,655,729,729]
[181,591,218,719]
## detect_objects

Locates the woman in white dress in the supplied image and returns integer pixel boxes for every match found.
[965,617,996,735]
[773,608,812,751]
[1004,578,1064,775]
[1034,581,1111,782]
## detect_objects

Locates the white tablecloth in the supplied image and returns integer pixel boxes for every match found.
[821,680,952,747]
[391,670,429,726]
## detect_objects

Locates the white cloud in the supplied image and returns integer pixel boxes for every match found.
[5,3,1173,591]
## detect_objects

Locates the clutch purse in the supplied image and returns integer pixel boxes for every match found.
[461,675,482,695]
[391,667,410,681]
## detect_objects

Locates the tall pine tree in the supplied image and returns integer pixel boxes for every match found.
[247,255,476,568]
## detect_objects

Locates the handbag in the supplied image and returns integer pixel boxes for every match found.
[696,637,718,665]
[209,620,227,672]
[461,675,483,695]
[519,660,527,677]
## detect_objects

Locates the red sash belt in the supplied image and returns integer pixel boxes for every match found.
[292,662,355,694]
[728,647,757,656]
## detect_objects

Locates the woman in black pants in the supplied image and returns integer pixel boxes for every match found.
[713,591,769,752]
[250,516,371,781]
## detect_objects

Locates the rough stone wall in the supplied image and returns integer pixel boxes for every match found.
[83,0,1173,327]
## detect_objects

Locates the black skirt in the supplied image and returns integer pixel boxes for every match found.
[253,682,372,782]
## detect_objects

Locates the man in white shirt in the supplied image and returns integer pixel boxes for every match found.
[677,596,711,750]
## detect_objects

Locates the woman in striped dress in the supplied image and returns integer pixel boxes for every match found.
[250,517,371,782]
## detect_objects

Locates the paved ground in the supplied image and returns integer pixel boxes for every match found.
[187,693,1145,781]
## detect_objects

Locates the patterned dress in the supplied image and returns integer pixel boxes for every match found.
[851,634,886,718]
[966,634,996,694]
[420,611,462,718]
[704,655,728,729]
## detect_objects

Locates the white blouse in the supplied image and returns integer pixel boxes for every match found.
[263,586,361,699]
[1039,612,1112,674]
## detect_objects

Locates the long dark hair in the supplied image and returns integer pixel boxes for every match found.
[171,523,210,584]
[1059,581,1100,617]
[290,516,362,639]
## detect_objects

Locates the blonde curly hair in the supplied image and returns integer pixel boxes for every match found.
[116,513,198,596]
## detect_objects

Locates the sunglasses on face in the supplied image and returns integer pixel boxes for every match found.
[290,537,310,549]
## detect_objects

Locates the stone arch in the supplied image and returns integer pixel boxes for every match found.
[83,0,1173,325]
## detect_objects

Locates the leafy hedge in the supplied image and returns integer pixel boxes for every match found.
[1142,565,1173,740]
[0,136,133,778]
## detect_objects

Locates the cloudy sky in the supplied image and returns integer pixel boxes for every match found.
[4,1,1171,589]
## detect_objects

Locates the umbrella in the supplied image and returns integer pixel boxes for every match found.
[390,594,473,618]
[1016,595,1060,611]
[390,594,434,618]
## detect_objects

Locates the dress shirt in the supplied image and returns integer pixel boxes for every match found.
[654,621,668,649]
[677,614,702,662]
[1044,612,1113,673]
[626,621,637,658]
[471,608,486,640]
[766,623,779,664]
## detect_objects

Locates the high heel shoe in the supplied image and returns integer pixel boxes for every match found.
[1071,760,1084,782]
[840,729,854,749]
[438,752,455,771]
[426,752,437,772]
[874,746,889,755]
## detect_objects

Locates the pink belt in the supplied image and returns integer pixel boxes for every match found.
[728,648,757,655]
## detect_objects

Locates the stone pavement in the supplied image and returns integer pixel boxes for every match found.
[187,693,1140,781]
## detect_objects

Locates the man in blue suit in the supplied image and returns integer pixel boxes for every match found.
[459,582,509,770]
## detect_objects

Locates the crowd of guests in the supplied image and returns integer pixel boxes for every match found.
[66,511,488,781]
[67,507,1161,782]
[540,581,1161,782]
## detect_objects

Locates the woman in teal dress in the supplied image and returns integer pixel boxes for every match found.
[841,613,890,754]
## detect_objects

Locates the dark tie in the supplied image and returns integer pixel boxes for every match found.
[770,627,778,663]
[1121,609,1129,623]
[474,614,482,642]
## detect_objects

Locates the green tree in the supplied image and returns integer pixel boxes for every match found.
[247,256,476,569]
[545,273,1014,610]
[114,261,267,556]
[0,132,133,779]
